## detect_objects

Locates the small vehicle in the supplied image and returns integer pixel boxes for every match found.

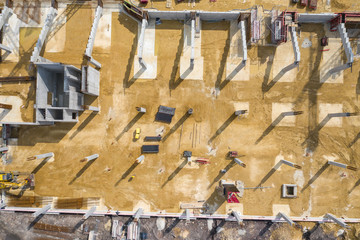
[134,128,141,140]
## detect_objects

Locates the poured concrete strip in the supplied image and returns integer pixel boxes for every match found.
[324,213,349,228]
[138,18,148,69]
[226,20,249,81]
[85,5,103,59]
[83,206,97,220]
[338,23,354,66]
[290,26,300,64]
[133,19,157,79]
[239,21,247,63]
[30,7,58,63]
[33,204,51,218]
[190,18,195,69]
[180,19,203,80]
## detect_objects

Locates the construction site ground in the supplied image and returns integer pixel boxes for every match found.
[1,0,360,230]
[0,211,357,239]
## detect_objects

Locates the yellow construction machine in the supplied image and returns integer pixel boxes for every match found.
[0,172,35,190]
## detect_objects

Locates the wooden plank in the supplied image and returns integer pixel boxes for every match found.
[0,103,12,110]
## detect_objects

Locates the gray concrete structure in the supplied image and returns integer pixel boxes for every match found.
[138,18,148,69]
[83,206,97,220]
[232,211,243,224]
[179,209,196,221]
[234,158,246,168]
[85,3,103,62]
[273,212,295,226]
[35,152,54,160]
[274,159,302,170]
[282,184,297,198]
[338,23,354,67]
[33,204,52,218]
[297,13,337,23]
[35,63,84,123]
[324,213,349,228]
[133,208,143,222]
[290,26,300,64]
[327,160,357,171]
[82,66,100,96]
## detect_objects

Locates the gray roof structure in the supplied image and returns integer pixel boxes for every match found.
[35,63,85,124]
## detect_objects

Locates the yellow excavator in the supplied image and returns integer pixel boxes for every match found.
[0,172,35,190]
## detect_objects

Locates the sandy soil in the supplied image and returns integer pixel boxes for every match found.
[0,1,360,221]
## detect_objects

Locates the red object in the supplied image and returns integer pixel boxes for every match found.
[227,192,240,203]
[309,0,317,9]
[196,158,210,164]
[228,151,238,157]
[140,0,148,3]
[300,0,308,6]
[319,49,330,52]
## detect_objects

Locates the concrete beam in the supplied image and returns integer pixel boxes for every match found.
[27,152,54,161]
[190,18,195,69]
[290,26,300,64]
[31,7,58,62]
[89,57,102,69]
[238,20,247,63]
[83,206,97,220]
[324,213,349,228]
[138,19,148,69]
[273,212,295,226]
[234,158,246,168]
[232,211,243,225]
[133,208,143,221]
[33,204,51,218]
[80,154,99,162]
[338,23,354,66]
[85,5,103,58]
[274,159,302,170]
[328,161,357,171]
[83,105,100,112]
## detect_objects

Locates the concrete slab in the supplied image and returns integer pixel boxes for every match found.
[320,25,344,83]
[319,103,343,127]
[272,103,296,127]
[133,19,157,79]
[272,204,290,216]
[272,41,298,83]
[180,21,203,80]
[0,96,26,122]
[226,20,249,81]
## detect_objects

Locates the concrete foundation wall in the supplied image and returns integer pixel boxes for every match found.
[298,13,337,23]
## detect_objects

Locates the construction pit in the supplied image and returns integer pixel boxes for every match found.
[1,0,360,238]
